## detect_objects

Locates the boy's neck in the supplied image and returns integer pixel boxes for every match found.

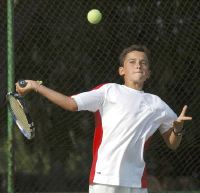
[124,81,144,91]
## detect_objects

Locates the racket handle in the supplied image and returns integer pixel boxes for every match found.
[18,79,27,87]
[18,80,43,88]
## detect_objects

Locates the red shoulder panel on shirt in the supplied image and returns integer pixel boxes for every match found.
[92,83,109,90]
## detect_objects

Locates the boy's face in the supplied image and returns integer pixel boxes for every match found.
[119,51,150,85]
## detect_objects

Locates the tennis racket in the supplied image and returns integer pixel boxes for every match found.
[7,80,42,139]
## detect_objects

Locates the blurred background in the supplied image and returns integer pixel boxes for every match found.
[0,0,200,192]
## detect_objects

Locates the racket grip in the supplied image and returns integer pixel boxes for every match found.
[18,80,27,88]
[18,80,43,88]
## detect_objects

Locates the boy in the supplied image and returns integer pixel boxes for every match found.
[16,45,192,193]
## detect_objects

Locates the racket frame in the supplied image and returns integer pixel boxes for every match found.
[7,92,35,139]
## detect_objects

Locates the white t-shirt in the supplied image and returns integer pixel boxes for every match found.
[72,83,177,188]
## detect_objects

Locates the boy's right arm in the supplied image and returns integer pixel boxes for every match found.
[15,80,78,111]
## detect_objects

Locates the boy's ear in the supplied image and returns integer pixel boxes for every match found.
[147,70,151,79]
[119,66,125,76]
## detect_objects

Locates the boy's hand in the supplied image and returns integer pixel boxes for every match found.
[173,105,192,133]
[15,80,40,96]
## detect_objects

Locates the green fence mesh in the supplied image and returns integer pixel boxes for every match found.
[0,0,200,192]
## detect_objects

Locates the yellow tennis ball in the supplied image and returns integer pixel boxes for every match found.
[87,9,102,24]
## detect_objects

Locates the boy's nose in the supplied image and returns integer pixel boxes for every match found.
[135,62,141,69]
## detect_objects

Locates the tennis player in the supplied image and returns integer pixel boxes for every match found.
[16,44,192,193]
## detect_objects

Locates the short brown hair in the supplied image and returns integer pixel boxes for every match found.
[119,44,150,67]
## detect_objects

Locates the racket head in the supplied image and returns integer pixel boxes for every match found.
[7,92,35,139]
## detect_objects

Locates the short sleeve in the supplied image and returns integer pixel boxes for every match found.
[71,85,106,112]
[159,102,178,134]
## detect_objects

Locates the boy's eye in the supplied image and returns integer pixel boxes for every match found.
[141,61,147,66]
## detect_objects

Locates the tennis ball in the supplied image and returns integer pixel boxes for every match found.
[87,9,102,24]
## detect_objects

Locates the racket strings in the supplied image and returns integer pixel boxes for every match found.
[9,96,30,132]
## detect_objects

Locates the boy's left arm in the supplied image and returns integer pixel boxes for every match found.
[162,105,192,150]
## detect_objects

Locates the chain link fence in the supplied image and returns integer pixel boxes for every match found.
[0,0,200,192]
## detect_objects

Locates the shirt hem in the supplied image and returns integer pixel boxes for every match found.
[93,176,142,188]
